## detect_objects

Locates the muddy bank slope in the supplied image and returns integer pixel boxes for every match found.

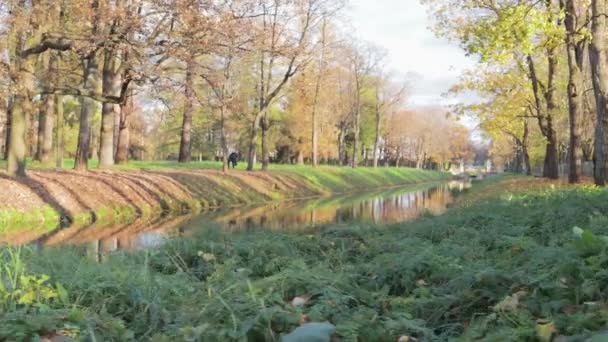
[0,166,448,236]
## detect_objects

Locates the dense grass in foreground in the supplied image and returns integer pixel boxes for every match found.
[3,177,608,341]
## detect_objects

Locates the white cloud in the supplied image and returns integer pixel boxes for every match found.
[349,0,477,107]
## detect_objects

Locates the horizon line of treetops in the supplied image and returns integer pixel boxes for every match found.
[0,0,477,177]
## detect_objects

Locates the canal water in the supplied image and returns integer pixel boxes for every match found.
[32,180,470,253]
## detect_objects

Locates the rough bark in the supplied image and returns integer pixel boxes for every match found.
[74,53,101,171]
[590,0,608,185]
[220,104,229,173]
[522,122,532,176]
[261,112,270,170]
[178,58,195,163]
[373,87,381,168]
[99,49,122,168]
[55,94,64,169]
[37,93,54,164]
[562,0,586,183]
[526,54,559,179]
[352,92,361,168]
[3,101,10,161]
[8,47,36,177]
[35,97,46,161]
[338,123,346,165]
[115,91,132,164]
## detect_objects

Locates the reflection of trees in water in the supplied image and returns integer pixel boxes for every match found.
[217,182,466,231]
[20,181,470,256]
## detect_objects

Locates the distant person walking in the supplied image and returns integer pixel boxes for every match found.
[228,152,239,169]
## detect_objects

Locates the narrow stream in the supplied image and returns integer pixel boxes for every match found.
[32,180,470,254]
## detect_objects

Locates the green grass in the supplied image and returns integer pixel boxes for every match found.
[3,177,608,340]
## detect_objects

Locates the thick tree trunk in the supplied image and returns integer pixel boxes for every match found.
[74,54,101,171]
[544,135,559,178]
[99,50,121,168]
[178,59,196,163]
[8,53,36,176]
[38,94,54,164]
[115,92,132,164]
[544,47,560,179]
[526,53,559,179]
[563,0,585,183]
[8,97,29,177]
[247,109,264,171]
[590,0,608,185]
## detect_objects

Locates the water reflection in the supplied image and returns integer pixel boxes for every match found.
[196,180,469,231]
[6,180,470,255]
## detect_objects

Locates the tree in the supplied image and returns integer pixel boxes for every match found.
[589,0,608,185]
[561,0,589,183]
[423,0,565,179]
[246,0,342,171]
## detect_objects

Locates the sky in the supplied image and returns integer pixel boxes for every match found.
[349,0,477,108]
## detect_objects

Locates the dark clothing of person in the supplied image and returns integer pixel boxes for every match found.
[228,152,239,169]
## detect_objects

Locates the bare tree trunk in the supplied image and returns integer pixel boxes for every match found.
[0,103,5,160]
[74,53,101,171]
[544,47,560,179]
[55,94,64,169]
[522,121,532,176]
[178,58,196,163]
[36,94,55,164]
[35,100,45,161]
[338,124,346,165]
[3,100,10,161]
[311,19,327,167]
[590,0,608,185]
[261,112,270,170]
[8,49,36,176]
[527,54,559,179]
[311,86,320,167]
[115,91,132,164]
[38,54,59,164]
[563,0,585,183]
[247,111,262,171]
[113,106,120,157]
[373,87,381,168]
[8,96,30,177]
[352,104,360,168]
[99,49,121,168]
[220,104,229,173]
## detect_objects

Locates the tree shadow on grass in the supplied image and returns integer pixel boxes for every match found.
[34,173,97,224]
[0,173,73,228]
[112,173,178,212]
[84,173,144,216]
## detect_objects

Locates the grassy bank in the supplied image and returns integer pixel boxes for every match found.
[0,164,448,240]
[3,176,608,340]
